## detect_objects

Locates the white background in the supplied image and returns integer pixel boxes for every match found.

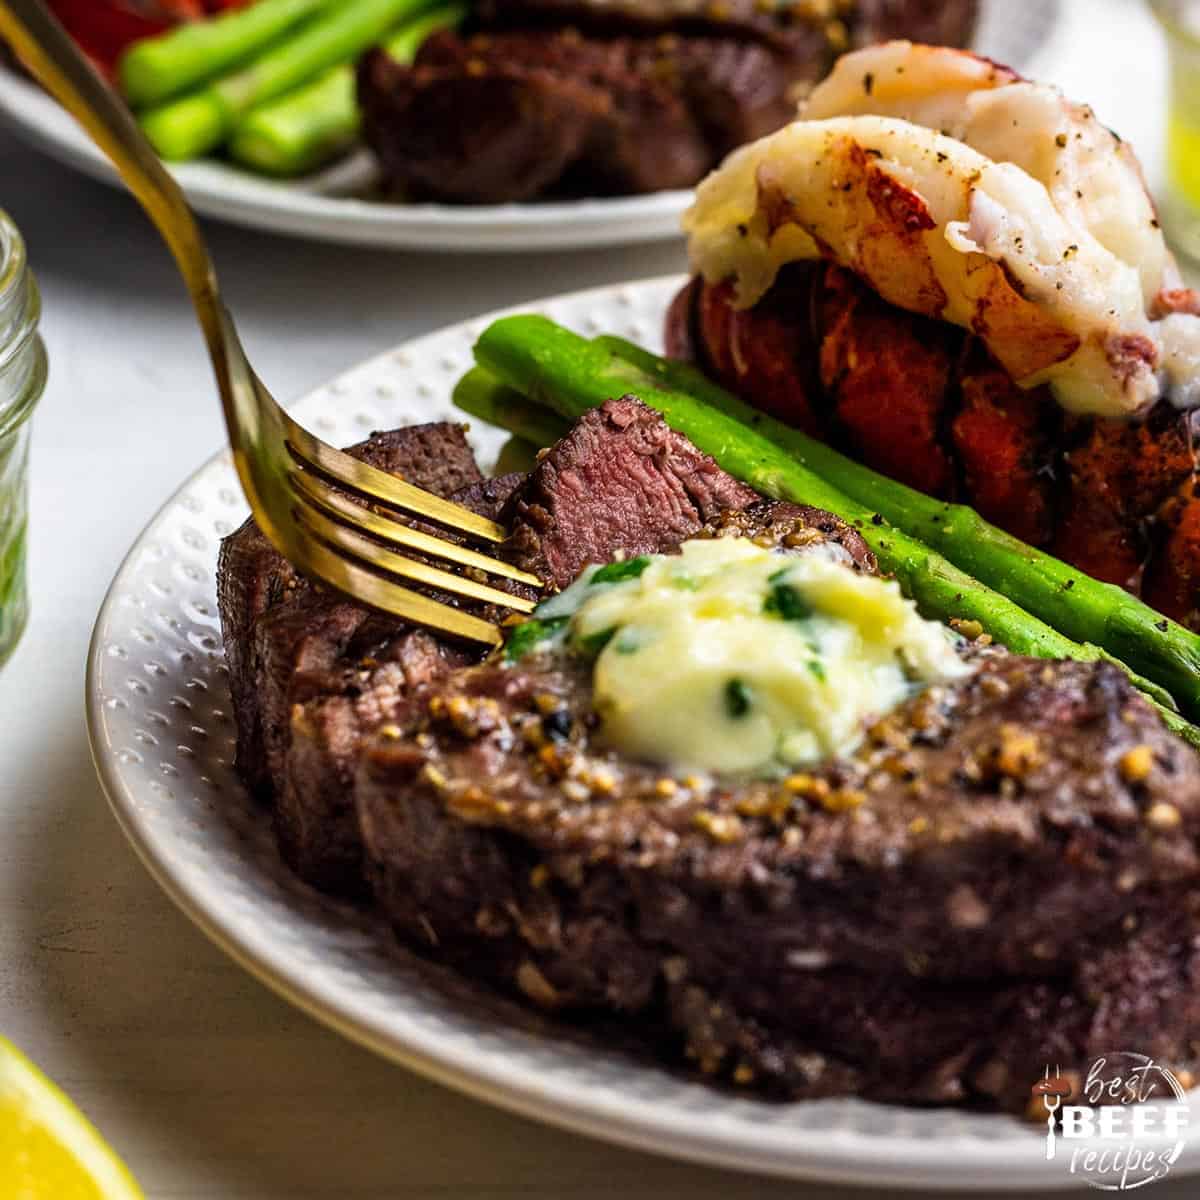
[1,1,1194,1196]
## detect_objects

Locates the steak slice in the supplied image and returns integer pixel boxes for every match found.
[503,395,760,587]
[356,495,1200,1107]
[218,422,485,797]
[278,471,529,893]
[215,422,487,893]
[359,643,1200,1106]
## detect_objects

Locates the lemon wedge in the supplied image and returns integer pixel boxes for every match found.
[0,1037,144,1198]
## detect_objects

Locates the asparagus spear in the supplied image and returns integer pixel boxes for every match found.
[119,0,334,109]
[455,359,1198,744]
[140,0,438,162]
[454,367,572,448]
[229,2,466,177]
[594,334,1200,723]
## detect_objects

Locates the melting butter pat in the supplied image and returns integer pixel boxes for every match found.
[544,538,972,776]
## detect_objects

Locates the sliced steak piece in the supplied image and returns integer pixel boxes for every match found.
[277,469,527,893]
[218,423,485,797]
[358,616,1200,1106]
[280,623,469,894]
[359,32,718,203]
[217,517,303,799]
[215,422,487,893]
[504,395,759,587]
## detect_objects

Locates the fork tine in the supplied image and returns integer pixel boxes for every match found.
[294,536,504,647]
[294,498,538,615]
[285,419,507,544]
[290,469,542,589]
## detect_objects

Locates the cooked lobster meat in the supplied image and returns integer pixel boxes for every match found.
[677,41,1200,628]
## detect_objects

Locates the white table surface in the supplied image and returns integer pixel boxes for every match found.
[2,2,1196,1197]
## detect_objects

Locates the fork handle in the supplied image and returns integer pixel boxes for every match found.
[0,1,235,390]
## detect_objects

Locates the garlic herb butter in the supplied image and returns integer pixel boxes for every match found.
[511,538,972,775]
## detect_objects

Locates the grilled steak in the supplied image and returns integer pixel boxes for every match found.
[218,399,1200,1109]
[359,32,784,203]
[217,422,490,892]
[504,395,760,586]
[357,573,1200,1109]
[216,401,780,890]
[357,2,978,204]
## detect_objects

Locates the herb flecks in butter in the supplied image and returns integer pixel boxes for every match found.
[504,616,568,663]
[509,538,972,775]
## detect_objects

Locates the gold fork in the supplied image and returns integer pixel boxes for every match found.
[0,0,540,647]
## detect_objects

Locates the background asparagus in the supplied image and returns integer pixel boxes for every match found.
[462,324,1200,740]
[139,0,439,161]
[229,2,466,176]
[594,335,1200,723]
[119,0,334,108]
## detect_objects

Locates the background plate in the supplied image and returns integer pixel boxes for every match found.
[86,277,1199,1191]
[0,0,1061,251]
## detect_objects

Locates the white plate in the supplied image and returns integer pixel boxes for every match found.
[1,1,1060,252]
[86,277,1199,1191]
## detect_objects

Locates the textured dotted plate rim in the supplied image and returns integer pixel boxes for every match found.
[85,276,1198,1191]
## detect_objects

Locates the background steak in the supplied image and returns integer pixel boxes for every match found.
[358,1,979,204]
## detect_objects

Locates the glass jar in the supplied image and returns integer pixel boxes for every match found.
[0,209,46,668]
[1151,0,1200,262]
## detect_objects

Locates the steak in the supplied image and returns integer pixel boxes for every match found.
[359,2,979,204]
[358,32,782,203]
[216,422,490,893]
[357,551,1200,1107]
[216,401,774,891]
[219,399,1200,1110]
[503,395,761,587]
